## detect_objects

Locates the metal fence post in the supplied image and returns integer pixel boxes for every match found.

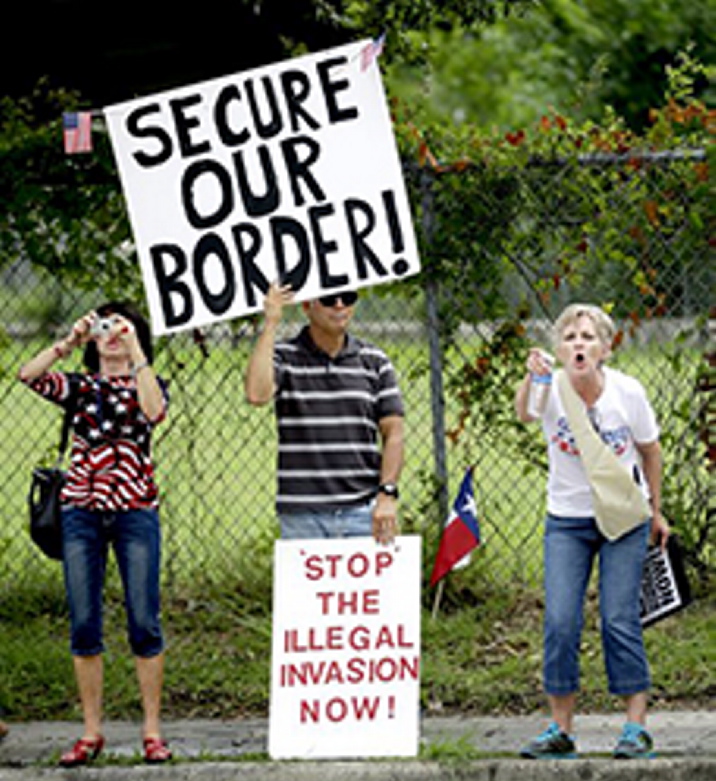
[421,167,450,525]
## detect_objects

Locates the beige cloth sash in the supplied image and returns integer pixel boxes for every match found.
[556,370,649,541]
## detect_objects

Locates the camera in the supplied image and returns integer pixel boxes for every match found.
[90,316,118,337]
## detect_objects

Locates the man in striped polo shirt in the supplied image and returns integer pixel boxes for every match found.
[245,283,404,544]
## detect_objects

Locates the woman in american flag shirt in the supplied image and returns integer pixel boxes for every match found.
[19,302,172,766]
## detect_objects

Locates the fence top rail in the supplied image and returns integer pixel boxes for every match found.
[403,147,707,176]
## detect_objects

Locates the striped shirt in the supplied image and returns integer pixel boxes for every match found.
[274,327,404,513]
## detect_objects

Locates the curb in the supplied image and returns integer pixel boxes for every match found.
[0,758,715,781]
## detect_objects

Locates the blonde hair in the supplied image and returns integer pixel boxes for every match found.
[552,304,616,350]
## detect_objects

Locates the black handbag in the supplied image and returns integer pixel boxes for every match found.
[28,381,77,560]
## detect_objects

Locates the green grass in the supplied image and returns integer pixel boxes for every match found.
[1,575,713,722]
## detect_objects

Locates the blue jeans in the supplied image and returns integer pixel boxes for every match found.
[61,506,164,658]
[279,502,374,540]
[543,514,651,697]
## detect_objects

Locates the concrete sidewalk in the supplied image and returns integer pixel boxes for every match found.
[0,711,714,779]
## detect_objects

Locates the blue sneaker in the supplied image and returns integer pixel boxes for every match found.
[520,722,578,759]
[613,722,655,759]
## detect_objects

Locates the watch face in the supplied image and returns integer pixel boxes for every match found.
[380,483,399,497]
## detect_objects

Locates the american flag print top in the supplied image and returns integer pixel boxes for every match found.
[25,371,168,511]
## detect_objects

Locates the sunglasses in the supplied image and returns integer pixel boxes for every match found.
[318,291,359,307]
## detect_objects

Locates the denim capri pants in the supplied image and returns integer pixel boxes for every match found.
[61,505,164,658]
[543,514,651,697]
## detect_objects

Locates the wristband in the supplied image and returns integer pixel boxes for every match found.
[131,361,150,378]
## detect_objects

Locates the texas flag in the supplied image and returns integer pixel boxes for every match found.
[430,467,481,587]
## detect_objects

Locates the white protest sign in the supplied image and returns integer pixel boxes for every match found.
[269,536,422,759]
[104,40,420,335]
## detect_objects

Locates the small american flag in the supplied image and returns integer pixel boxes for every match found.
[360,32,386,72]
[63,112,93,154]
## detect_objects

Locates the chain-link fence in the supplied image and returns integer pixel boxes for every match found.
[403,149,713,587]
[0,150,712,716]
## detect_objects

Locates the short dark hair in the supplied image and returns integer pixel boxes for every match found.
[83,301,154,372]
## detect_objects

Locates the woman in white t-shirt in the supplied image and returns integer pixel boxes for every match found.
[514,303,670,760]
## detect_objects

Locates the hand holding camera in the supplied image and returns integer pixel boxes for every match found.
[60,312,137,355]
[90,315,119,337]
[90,312,137,342]
[56,312,95,356]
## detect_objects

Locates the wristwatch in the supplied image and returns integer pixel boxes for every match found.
[378,483,400,499]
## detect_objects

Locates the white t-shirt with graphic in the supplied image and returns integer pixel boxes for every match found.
[541,366,659,517]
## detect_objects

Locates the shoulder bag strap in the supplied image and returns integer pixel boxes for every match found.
[555,369,601,448]
[56,375,78,463]
[556,369,649,540]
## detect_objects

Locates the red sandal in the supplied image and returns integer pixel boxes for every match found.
[144,736,172,763]
[59,735,105,767]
